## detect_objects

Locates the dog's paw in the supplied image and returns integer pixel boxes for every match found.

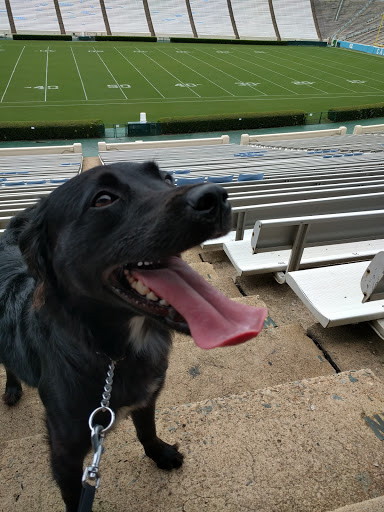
[2,387,22,406]
[146,440,184,470]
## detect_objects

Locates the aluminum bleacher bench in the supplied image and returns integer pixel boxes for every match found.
[223,210,384,280]
[361,252,384,303]
[202,190,384,250]
[242,214,384,330]
[220,171,384,193]
[0,200,37,210]
[361,252,384,339]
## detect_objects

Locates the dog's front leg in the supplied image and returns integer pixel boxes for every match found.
[131,400,184,470]
[46,415,90,512]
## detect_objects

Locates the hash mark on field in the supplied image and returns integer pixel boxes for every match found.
[93,47,128,99]
[71,47,88,100]
[1,46,25,103]
[136,47,201,98]
[114,47,165,98]
[156,48,236,97]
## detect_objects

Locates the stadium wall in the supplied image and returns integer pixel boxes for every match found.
[338,40,384,56]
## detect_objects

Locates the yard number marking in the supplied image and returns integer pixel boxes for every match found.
[236,81,260,86]
[107,84,131,88]
[25,85,59,89]
[175,83,201,88]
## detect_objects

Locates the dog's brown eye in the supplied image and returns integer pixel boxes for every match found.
[93,193,118,208]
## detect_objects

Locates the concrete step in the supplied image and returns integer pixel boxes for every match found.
[188,260,242,298]
[0,319,334,443]
[0,368,45,443]
[1,369,384,511]
[161,322,335,408]
[328,496,384,512]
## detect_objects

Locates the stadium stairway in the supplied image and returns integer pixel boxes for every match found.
[1,245,384,511]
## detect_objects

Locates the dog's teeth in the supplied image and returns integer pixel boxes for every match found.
[144,261,153,266]
[146,291,159,301]
[159,299,169,306]
[137,262,143,266]
[124,269,135,283]
[136,280,150,296]
[131,280,138,290]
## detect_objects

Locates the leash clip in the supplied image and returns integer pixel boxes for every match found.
[80,359,117,510]
[82,424,105,489]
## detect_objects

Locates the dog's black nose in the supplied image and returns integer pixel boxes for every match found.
[186,183,228,214]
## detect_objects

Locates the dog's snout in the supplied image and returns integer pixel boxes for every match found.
[186,184,228,214]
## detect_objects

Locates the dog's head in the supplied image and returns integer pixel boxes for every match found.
[18,162,231,333]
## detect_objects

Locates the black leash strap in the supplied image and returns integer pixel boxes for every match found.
[78,483,96,512]
[78,361,117,512]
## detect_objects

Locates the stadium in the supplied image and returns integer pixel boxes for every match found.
[1,1,384,511]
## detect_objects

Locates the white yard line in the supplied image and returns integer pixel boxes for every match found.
[305,49,384,81]
[198,48,320,95]
[93,47,128,99]
[44,46,49,102]
[136,47,201,98]
[114,47,165,98]
[190,50,268,96]
[277,49,384,91]
[71,47,88,100]
[192,50,295,95]
[232,48,354,95]
[156,48,236,97]
[1,46,25,103]
[2,92,382,109]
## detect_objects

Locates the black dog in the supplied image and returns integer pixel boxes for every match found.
[0,161,232,511]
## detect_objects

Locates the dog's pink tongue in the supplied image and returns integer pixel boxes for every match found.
[133,256,267,349]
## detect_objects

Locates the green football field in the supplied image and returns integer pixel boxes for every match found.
[0,40,383,125]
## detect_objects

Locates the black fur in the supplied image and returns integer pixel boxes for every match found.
[0,161,231,511]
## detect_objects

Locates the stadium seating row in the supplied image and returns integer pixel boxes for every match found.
[0,0,319,40]
[0,146,82,236]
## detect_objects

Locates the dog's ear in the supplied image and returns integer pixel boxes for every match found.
[18,199,52,308]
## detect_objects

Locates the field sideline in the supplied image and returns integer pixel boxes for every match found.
[0,40,383,124]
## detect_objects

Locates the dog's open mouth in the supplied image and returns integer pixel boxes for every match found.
[106,256,268,349]
[108,260,188,331]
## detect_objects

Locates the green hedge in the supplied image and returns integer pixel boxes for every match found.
[159,111,306,134]
[169,37,288,45]
[94,35,156,42]
[13,34,72,41]
[0,120,104,141]
[286,41,327,47]
[328,103,384,122]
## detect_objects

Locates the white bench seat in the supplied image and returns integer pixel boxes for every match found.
[201,229,253,250]
[286,262,384,328]
[223,239,384,276]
